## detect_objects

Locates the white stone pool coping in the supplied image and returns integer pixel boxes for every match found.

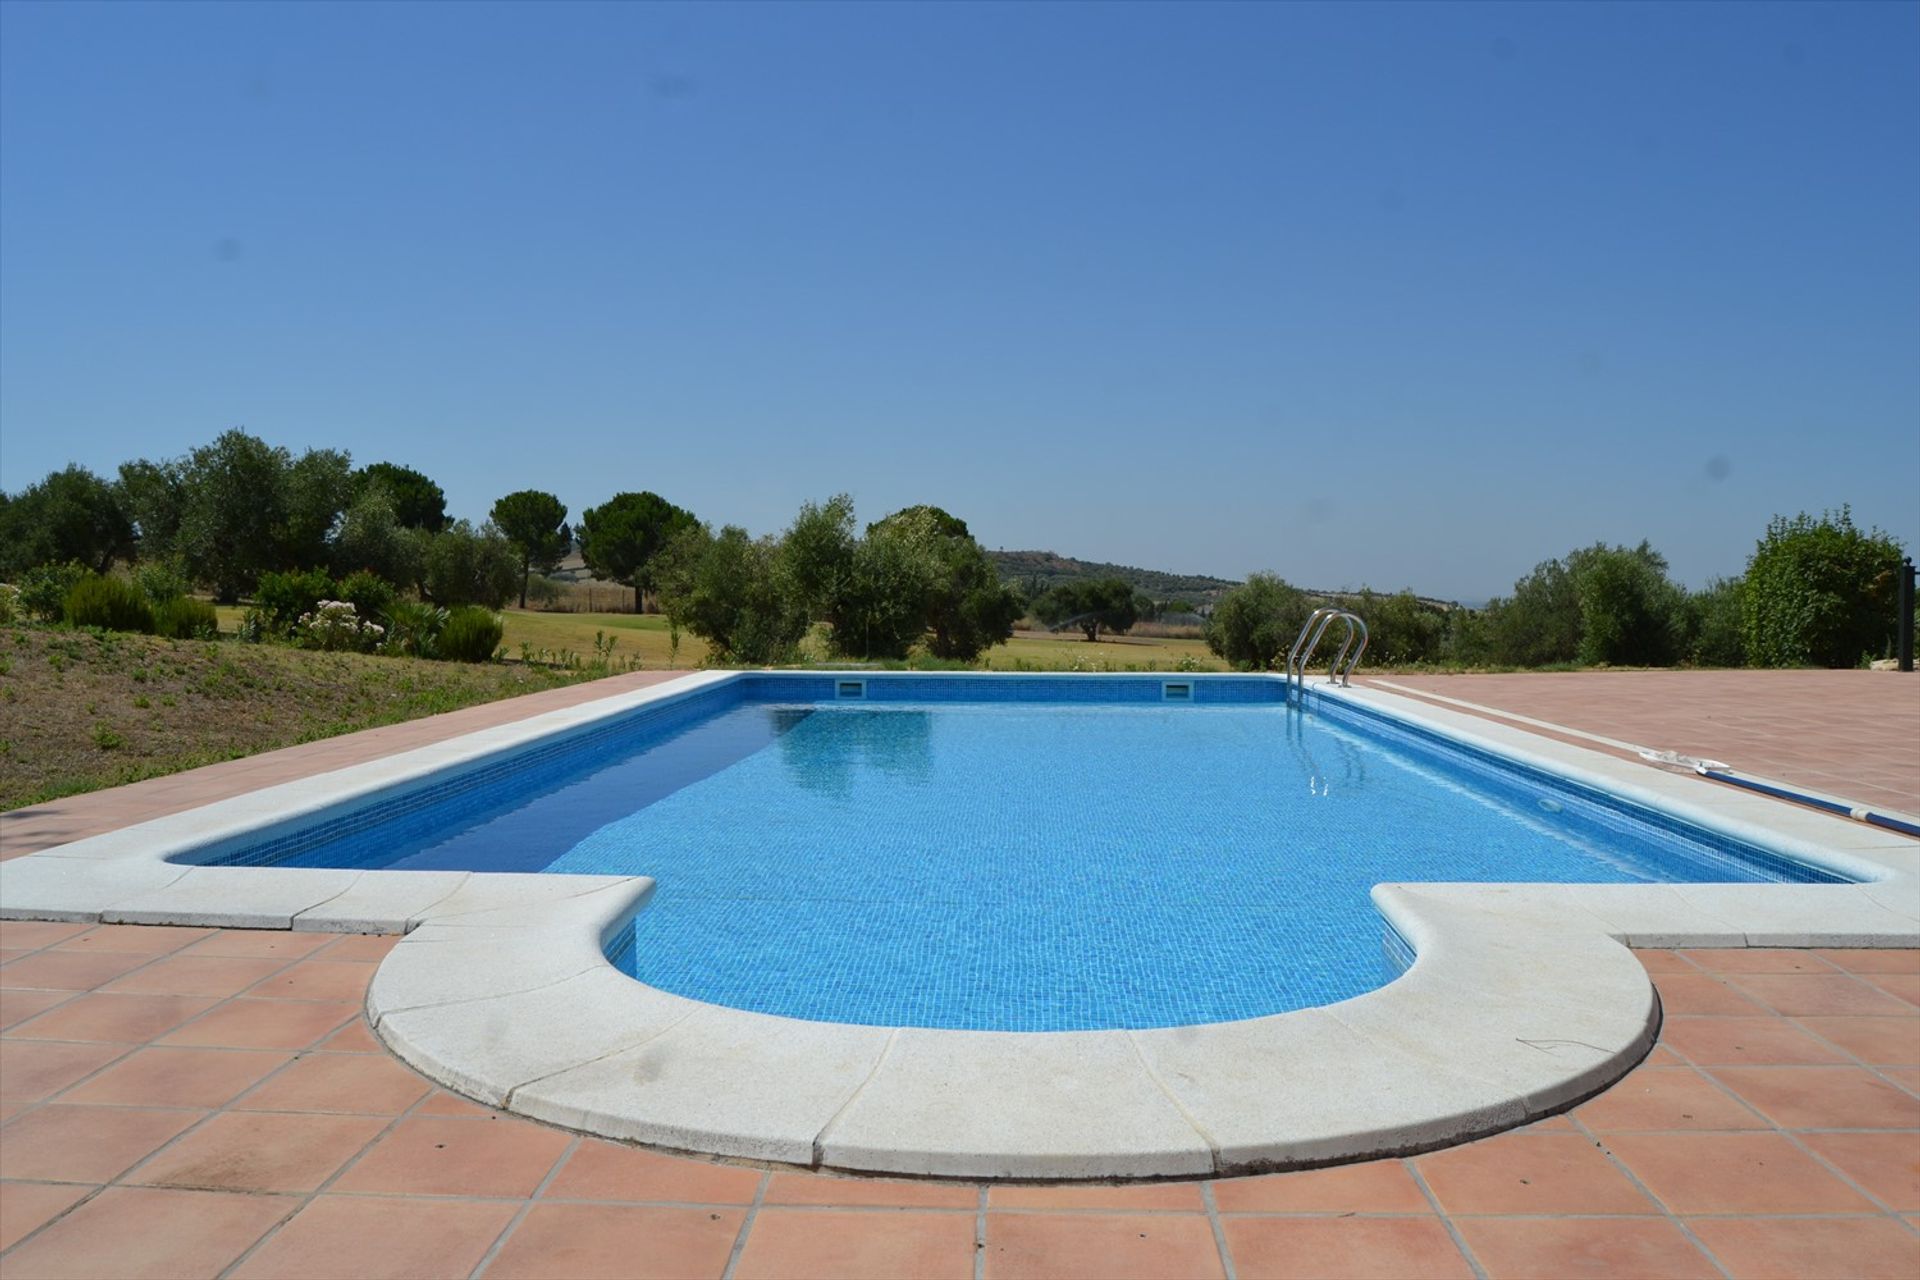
[2,671,1915,1180]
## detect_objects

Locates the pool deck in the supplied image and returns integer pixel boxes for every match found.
[3,925,1914,1279]
[2,669,1918,1275]
[1359,669,1919,819]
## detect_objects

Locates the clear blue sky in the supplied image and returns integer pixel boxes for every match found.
[3,1,1916,602]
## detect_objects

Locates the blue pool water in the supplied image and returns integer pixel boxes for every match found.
[195,676,1845,1030]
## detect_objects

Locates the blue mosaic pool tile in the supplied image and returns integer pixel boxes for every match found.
[188,675,1851,1031]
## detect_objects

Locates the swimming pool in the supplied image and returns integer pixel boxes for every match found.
[181,673,1846,1031]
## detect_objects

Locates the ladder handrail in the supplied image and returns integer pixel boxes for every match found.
[1285,608,1369,703]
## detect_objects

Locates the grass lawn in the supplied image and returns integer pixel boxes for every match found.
[499,614,1213,675]
[495,611,1221,671]
[0,607,1222,811]
[0,625,592,811]
[217,604,1223,671]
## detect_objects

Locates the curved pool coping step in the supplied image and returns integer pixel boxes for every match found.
[3,672,1916,1180]
[366,875,1680,1178]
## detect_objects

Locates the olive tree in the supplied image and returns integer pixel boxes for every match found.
[1034,577,1139,642]
[0,465,133,577]
[654,523,810,664]
[867,505,1020,661]
[1205,573,1311,669]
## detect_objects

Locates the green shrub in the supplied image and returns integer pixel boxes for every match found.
[335,569,397,623]
[424,521,519,608]
[133,559,191,604]
[18,562,89,623]
[383,600,449,657]
[63,574,156,633]
[437,606,504,662]
[1742,508,1904,668]
[294,600,383,652]
[255,569,335,633]
[0,583,19,625]
[152,596,220,640]
[1685,576,1746,667]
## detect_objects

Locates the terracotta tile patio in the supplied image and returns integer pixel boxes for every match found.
[2,670,1917,1276]
[1362,670,1920,816]
[0,924,1914,1279]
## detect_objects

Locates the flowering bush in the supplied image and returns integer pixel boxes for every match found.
[295,600,386,652]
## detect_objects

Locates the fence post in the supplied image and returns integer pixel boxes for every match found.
[1900,556,1914,673]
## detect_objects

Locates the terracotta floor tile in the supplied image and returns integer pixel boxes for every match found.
[1708,1065,1920,1129]
[1817,950,1920,975]
[0,1179,91,1251]
[179,930,333,960]
[243,959,378,1002]
[1661,1015,1851,1065]
[313,933,402,962]
[735,1209,974,1280]
[984,1211,1223,1280]
[1603,1131,1877,1213]
[1866,972,1920,1007]
[0,1185,292,1280]
[233,1049,431,1114]
[1685,1216,1920,1280]
[1222,1216,1473,1280]
[1641,1044,1686,1065]
[1799,1130,1920,1211]
[546,1140,763,1205]
[331,1113,572,1197]
[990,1181,1203,1211]
[0,987,74,1030]
[412,1088,511,1118]
[759,1171,977,1210]
[314,1016,385,1053]
[1653,973,1772,1016]
[0,921,91,950]
[1796,1016,1920,1064]
[0,947,153,991]
[1576,1066,1766,1131]
[9,991,218,1043]
[100,953,288,997]
[52,924,214,955]
[1455,1217,1720,1280]
[1680,948,1836,975]
[59,1045,292,1109]
[1636,949,1694,973]
[157,997,358,1049]
[229,1194,520,1280]
[0,1039,127,1103]
[1881,1066,1920,1094]
[0,1104,203,1182]
[1414,1131,1656,1215]
[127,1110,387,1192]
[1731,974,1915,1018]
[485,1202,746,1279]
[1211,1160,1431,1213]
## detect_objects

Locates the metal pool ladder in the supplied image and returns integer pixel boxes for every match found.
[1286,608,1368,704]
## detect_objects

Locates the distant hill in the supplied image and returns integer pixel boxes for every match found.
[989,549,1463,612]
[988,550,1242,606]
